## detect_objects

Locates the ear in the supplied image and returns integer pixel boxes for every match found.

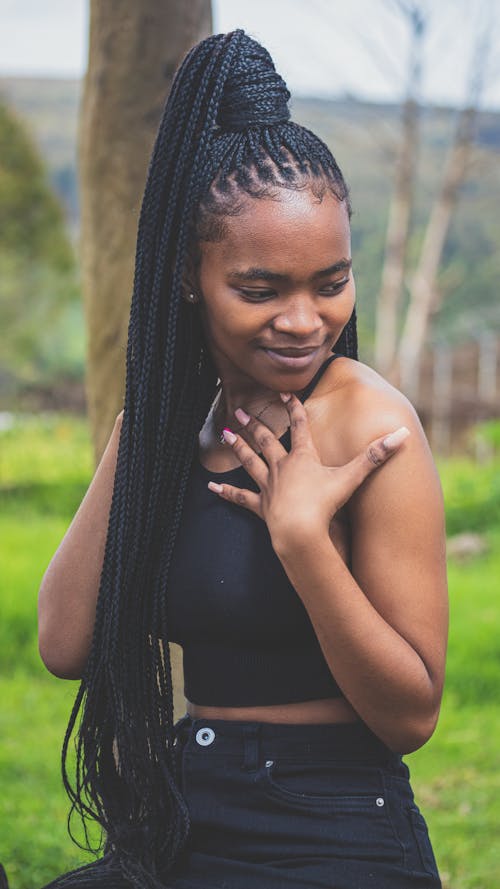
[181,249,202,303]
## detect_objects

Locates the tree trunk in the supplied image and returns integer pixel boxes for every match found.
[80,1,212,720]
[397,105,478,399]
[79,0,212,466]
[396,17,490,399]
[374,97,419,376]
[373,5,425,377]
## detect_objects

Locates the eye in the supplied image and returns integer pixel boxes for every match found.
[238,289,276,301]
[320,278,349,295]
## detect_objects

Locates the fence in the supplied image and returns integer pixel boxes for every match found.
[411,334,499,456]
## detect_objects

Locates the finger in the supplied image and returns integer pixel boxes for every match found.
[342,426,411,493]
[221,427,269,486]
[207,480,261,516]
[367,425,410,465]
[233,407,288,464]
[279,391,317,452]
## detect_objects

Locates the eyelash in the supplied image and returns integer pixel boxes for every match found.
[239,279,349,301]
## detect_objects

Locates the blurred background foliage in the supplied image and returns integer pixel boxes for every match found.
[1,79,499,411]
[0,97,83,400]
[0,414,499,888]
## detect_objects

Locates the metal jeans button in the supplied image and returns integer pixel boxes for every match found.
[195,727,215,746]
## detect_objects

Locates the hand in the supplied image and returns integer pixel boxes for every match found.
[207,391,410,544]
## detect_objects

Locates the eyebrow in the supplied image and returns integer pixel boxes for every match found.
[227,260,352,283]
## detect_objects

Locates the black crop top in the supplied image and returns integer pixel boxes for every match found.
[166,351,344,706]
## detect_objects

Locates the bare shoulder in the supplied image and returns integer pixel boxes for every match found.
[317,356,431,467]
[316,357,445,550]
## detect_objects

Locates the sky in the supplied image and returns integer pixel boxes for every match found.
[0,0,499,109]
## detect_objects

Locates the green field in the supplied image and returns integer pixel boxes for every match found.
[1,414,499,889]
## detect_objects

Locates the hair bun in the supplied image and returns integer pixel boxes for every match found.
[216,31,291,131]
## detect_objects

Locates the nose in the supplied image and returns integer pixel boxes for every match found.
[271,295,323,338]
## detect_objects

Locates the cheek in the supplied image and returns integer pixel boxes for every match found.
[329,283,356,324]
[200,293,258,346]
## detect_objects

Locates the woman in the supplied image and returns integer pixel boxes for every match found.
[38,29,448,889]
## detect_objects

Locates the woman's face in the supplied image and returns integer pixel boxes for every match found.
[196,186,355,393]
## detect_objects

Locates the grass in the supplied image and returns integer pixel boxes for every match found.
[0,672,93,889]
[408,536,500,888]
[1,413,499,889]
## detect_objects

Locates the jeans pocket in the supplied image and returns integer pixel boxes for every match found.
[261,759,380,808]
[259,759,385,808]
[256,759,404,864]
[408,806,440,878]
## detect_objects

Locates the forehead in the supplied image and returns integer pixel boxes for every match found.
[201,189,351,273]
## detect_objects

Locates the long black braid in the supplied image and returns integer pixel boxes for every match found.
[45,29,357,889]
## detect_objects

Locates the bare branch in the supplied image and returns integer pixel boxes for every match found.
[396,9,491,398]
[373,3,427,374]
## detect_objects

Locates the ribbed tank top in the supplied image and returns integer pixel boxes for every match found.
[166,351,343,706]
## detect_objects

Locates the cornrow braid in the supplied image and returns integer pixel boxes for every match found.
[46,28,358,889]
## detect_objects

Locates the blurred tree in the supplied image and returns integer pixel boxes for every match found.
[374,2,426,375]
[0,101,79,391]
[80,0,212,723]
[371,0,494,396]
[80,0,212,465]
[397,21,491,397]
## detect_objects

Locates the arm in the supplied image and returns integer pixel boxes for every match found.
[272,396,448,754]
[38,410,124,679]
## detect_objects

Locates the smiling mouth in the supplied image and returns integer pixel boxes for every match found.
[261,347,319,368]
[264,347,319,356]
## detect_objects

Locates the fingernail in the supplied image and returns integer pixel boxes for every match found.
[280,392,291,402]
[222,427,237,444]
[383,426,410,449]
[208,481,224,493]
[234,407,250,425]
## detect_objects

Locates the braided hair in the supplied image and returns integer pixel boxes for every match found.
[47,29,357,889]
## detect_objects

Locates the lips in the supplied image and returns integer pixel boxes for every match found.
[261,347,319,368]
[265,347,318,357]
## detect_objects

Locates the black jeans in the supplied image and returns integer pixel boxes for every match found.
[167,713,441,889]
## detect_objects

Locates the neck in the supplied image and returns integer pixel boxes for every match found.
[212,383,288,438]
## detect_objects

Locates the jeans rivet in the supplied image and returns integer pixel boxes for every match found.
[376,797,385,807]
[265,759,274,767]
[196,727,215,746]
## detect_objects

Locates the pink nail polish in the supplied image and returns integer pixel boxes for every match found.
[208,481,223,493]
[383,426,410,449]
[222,427,237,444]
[234,407,250,425]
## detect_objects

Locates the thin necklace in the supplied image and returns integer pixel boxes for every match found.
[214,394,285,443]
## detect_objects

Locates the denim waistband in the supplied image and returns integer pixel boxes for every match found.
[173,713,402,768]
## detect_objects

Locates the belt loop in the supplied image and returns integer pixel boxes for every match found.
[241,725,260,771]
